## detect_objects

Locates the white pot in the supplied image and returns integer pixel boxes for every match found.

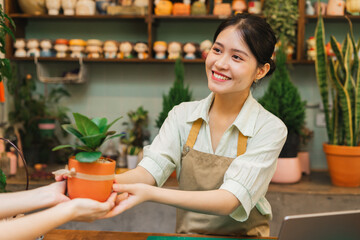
[271,157,302,184]
[76,0,96,15]
[46,0,61,15]
[62,0,77,15]
[298,151,311,175]
[127,155,138,169]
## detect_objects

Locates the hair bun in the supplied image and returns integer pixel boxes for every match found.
[266,58,276,77]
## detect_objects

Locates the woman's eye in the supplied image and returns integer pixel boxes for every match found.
[212,47,221,53]
[233,55,242,61]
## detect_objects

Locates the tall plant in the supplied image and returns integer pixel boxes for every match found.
[156,58,192,128]
[259,46,306,137]
[315,11,360,146]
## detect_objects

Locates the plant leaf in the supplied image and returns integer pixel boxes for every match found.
[105,133,125,141]
[62,124,83,139]
[104,117,122,132]
[75,151,102,163]
[73,113,100,136]
[80,133,106,149]
[92,117,107,133]
[52,144,93,152]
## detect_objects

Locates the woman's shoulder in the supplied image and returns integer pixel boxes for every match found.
[256,102,287,133]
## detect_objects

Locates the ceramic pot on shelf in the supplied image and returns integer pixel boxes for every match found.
[46,0,61,15]
[62,0,77,15]
[76,0,96,15]
[26,39,40,57]
[18,0,46,15]
[14,39,27,58]
[327,0,345,16]
[54,39,69,58]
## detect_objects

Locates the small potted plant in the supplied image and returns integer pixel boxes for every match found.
[126,145,141,169]
[53,112,123,202]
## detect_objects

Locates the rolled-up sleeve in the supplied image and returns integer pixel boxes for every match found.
[138,106,183,187]
[220,118,287,222]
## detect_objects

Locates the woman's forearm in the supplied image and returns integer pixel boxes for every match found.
[0,187,56,219]
[147,186,240,216]
[115,166,156,186]
[0,202,75,240]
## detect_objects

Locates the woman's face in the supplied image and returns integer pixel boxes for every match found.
[205,26,268,96]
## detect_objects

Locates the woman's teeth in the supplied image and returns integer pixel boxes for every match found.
[213,72,230,80]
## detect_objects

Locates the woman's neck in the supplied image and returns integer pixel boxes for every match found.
[210,91,249,117]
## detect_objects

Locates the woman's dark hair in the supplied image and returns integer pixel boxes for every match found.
[213,13,277,78]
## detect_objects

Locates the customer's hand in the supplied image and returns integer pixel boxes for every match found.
[103,183,149,218]
[61,192,118,222]
[39,181,70,206]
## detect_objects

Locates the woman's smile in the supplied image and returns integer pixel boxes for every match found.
[212,71,232,82]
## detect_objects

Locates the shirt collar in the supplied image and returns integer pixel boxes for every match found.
[186,92,259,137]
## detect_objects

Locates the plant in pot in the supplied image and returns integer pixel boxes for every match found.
[156,58,192,129]
[315,10,360,187]
[52,112,123,202]
[121,106,149,168]
[298,126,314,175]
[37,86,71,138]
[259,44,306,184]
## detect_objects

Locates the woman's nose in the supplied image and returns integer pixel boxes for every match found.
[214,55,229,70]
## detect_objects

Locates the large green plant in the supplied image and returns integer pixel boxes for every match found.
[53,113,124,163]
[315,12,360,146]
[0,3,15,83]
[156,58,192,128]
[263,0,298,46]
[259,47,306,137]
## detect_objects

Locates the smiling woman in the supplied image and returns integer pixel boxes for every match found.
[64,13,288,238]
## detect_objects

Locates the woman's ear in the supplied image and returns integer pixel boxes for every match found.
[256,63,270,80]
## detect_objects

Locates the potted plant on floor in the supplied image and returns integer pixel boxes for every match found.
[259,44,306,184]
[53,112,123,201]
[315,9,360,187]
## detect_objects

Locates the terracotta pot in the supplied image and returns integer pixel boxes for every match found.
[323,143,360,187]
[271,157,302,184]
[67,157,116,202]
[298,151,310,175]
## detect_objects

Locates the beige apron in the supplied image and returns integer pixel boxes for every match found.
[176,119,270,237]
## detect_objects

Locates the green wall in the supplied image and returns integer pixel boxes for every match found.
[7,18,360,170]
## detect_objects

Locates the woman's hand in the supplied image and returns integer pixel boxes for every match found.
[62,192,117,222]
[104,183,151,218]
[39,181,70,206]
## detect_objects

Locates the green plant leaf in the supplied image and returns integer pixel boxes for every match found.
[315,14,332,143]
[62,124,83,139]
[80,133,106,149]
[73,113,100,136]
[52,144,93,152]
[75,151,102,163]
[104,116,122,132]
[0,170,6,193]
[92,117,107,133]
[105,133,125,141]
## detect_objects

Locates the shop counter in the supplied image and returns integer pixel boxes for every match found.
[44,229,276,240]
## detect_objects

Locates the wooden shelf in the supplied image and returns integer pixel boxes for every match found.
[10,57,206,64]
[305,14,360,21]
[8,13,147,20]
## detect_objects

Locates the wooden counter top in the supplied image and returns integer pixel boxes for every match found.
[44,229,276,240]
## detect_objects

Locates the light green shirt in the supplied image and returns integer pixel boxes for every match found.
[139,92,287,222]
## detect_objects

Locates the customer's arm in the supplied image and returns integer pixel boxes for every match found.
[0,182,117,240]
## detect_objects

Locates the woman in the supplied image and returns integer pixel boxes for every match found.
[0,181,118,240]
[104,13,286,237]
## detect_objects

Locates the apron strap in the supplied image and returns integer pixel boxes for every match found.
[237,131,247,156]
[186,118,248,156]
[186,118,203,148]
